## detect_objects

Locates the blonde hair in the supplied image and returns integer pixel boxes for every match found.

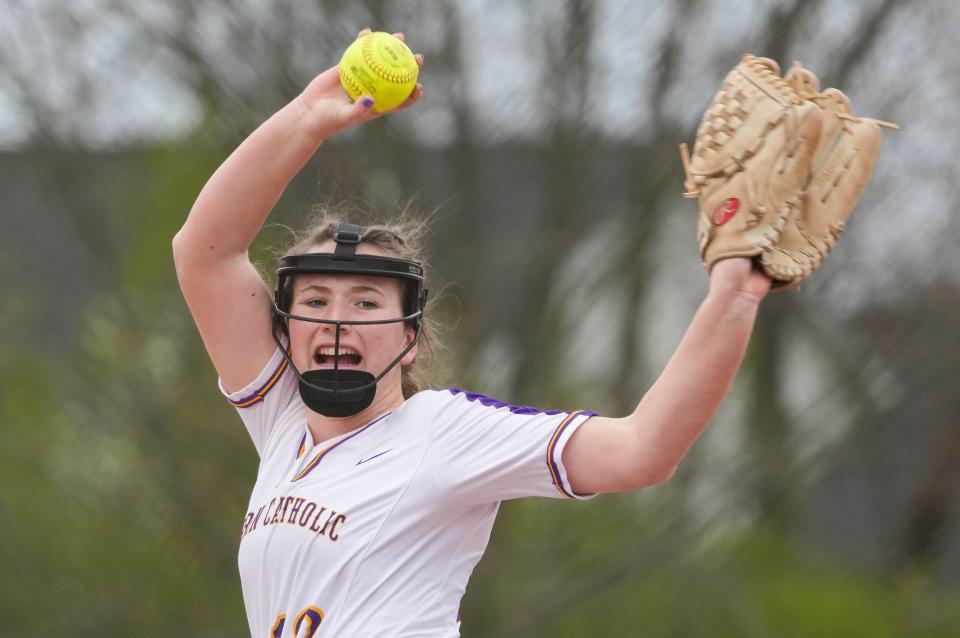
[282,204,441,398]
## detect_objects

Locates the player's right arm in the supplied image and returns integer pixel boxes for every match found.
[172,30,423,391]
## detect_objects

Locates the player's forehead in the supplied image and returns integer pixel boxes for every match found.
[291,241,403,297]
[292,272,401,295]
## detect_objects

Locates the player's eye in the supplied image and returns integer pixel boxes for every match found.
[357,299,379,310]
[302,298,327,309]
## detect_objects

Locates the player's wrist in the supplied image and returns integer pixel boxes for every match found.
[707,259,770,306]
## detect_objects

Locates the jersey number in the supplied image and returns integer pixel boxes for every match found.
[271,606,324,637]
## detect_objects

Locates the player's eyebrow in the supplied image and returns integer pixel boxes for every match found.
[297,283,386,295]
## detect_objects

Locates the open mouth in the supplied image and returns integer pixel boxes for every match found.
[313,346,363,368]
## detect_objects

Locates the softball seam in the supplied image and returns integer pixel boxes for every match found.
[361,37,418,85]
[338,66,365,99]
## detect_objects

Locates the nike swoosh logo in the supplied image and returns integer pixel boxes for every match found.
[356,449,393,465]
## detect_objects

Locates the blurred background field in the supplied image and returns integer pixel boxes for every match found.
[2,0,959,636]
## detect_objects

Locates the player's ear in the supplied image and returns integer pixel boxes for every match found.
[400,324,418,366]
[401,344,419,367]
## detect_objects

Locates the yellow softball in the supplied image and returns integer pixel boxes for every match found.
[338,32,419,113]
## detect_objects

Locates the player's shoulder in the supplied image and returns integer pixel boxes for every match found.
[397,388,481,425]
[401,387,457,412]
[406,387,498,412]
[413,387,570,418]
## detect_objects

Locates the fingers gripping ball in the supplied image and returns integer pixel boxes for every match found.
[338,32,419,113]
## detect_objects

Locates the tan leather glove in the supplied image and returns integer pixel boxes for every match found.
[681,54,897,288]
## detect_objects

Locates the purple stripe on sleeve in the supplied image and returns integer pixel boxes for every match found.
[547,412,580,498]
[445,387,596,417]
[228,358,288,408]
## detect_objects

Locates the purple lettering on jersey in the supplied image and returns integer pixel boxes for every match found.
[240,512,254,539]
[278,496,294,522]
[287,497,305,523]
[271,614,286,638]
[269,500,285,525]
[294,607,325,636]
[308,507,328,533]
[445,387,597,417]
[299,503,317,527]
[243,496,347,544]
[317,509,339,537]
[328,514,347,541]
[266,499,280,525]
[263,498,277,525]
[251,504,266,532]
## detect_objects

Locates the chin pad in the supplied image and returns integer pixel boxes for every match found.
[298,369,377,417]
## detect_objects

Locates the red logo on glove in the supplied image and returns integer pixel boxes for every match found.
[712,198,740,226]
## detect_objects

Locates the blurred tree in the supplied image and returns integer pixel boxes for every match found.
[1,0,958,636]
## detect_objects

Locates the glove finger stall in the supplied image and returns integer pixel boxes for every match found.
[763,86,885,286]
[686,54,824,274]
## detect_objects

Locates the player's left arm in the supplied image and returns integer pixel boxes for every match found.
[562,257,771,494]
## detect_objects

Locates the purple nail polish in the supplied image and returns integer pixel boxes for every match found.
[362,97,374,108]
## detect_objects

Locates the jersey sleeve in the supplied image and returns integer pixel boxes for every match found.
[218,347,299,457]
[427,388,597,505]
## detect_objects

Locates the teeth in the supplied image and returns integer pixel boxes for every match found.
[316,346,359,356]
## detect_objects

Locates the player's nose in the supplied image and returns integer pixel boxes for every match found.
[320,296,355,321]
[319,307,353,334]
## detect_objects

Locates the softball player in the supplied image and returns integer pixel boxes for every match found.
[173,31,770,637]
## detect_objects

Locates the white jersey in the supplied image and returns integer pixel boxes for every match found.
[220,347,595,637]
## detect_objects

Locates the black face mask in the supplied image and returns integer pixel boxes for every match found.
[271,223,428,418]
